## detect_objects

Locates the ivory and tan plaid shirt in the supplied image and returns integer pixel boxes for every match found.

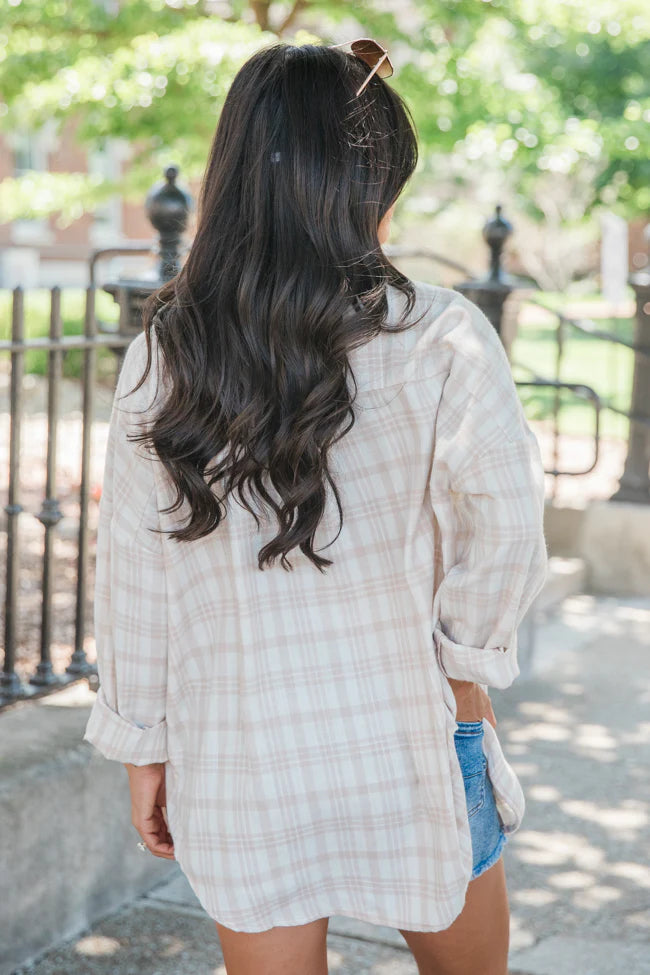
[83,280,548,933]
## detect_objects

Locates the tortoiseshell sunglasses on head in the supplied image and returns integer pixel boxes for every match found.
[329,37,394,96]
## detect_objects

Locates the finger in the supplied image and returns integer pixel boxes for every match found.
[144,805,174,847]
[145,839,175,860]
[138,830,175,860]
[142,842,175,860]
[135,808,175,860]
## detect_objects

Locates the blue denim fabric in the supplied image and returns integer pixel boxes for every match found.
[454,720,508,879]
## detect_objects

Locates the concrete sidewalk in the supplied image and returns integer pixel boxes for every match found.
[11,594,650,975]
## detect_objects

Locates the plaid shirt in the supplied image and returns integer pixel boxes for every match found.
[83,280,548,933]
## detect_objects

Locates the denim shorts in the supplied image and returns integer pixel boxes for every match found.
[454,720,508,880]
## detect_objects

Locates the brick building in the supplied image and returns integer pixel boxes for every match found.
[0,118,199,289]
[0,119,645,292]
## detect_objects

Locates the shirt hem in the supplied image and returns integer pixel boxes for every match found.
[206,891,470,934]
[182,867,471,935]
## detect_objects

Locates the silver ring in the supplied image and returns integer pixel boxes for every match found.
[137,840,148,853]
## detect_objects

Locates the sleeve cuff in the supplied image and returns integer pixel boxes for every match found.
[82,685,168,765]
[433,626,520,689]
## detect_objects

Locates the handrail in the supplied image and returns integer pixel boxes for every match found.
[524,295,650,358]
[513,370,601,478]
[88,242,155,286]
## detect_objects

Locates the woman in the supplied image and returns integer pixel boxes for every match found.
[83,39,548,975]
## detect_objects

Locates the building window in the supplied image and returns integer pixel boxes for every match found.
[10,129,55,246]
[14,135,39,175]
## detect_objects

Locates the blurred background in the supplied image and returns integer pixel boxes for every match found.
[1,0,648,504]
[0,3,649,975]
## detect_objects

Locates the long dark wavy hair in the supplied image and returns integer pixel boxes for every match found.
[126,41,423,573]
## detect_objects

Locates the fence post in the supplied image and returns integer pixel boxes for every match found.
[1,288,25,700]
[610,270,650,503]
[103,165,193,338]
[454,204,514,345]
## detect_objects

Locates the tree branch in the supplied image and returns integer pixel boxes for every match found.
[250,0,271,31]
[277,0,307,35]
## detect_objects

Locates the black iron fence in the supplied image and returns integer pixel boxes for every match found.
[511,291,650,503]
[1,181,648,709]
[1,166,194,709]
[1,284,131,707]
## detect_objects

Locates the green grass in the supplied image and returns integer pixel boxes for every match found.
[0,288,120,381]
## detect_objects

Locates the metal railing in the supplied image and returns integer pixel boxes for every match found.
[0,285,132,708]
[1,195,648,708]
[512,294,650,502]
[0,280,600,709]
[1,167,195,709]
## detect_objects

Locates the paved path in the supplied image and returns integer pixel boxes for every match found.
[12,595,650,974]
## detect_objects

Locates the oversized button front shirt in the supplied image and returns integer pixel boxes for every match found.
[83,280,548,933]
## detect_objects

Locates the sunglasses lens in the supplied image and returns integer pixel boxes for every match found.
[350,40,393,80]
[350,40,379,59]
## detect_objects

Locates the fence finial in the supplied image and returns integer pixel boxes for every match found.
[483,204,513,283]
[145,165,194,282]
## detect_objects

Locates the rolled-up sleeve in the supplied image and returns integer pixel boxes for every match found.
[83,332,169,765]
[429,297,548,690]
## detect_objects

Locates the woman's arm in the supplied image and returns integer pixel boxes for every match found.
[429,295,549,690]
[448,678,497,726]
[83,333,170,766]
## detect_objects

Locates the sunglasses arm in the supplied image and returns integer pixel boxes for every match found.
[355,53,388,96]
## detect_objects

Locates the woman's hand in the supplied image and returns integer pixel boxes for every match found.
[124,762,175,860]
[447,678,497,729]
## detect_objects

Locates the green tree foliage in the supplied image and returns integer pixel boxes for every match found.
[0,0,648,225]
